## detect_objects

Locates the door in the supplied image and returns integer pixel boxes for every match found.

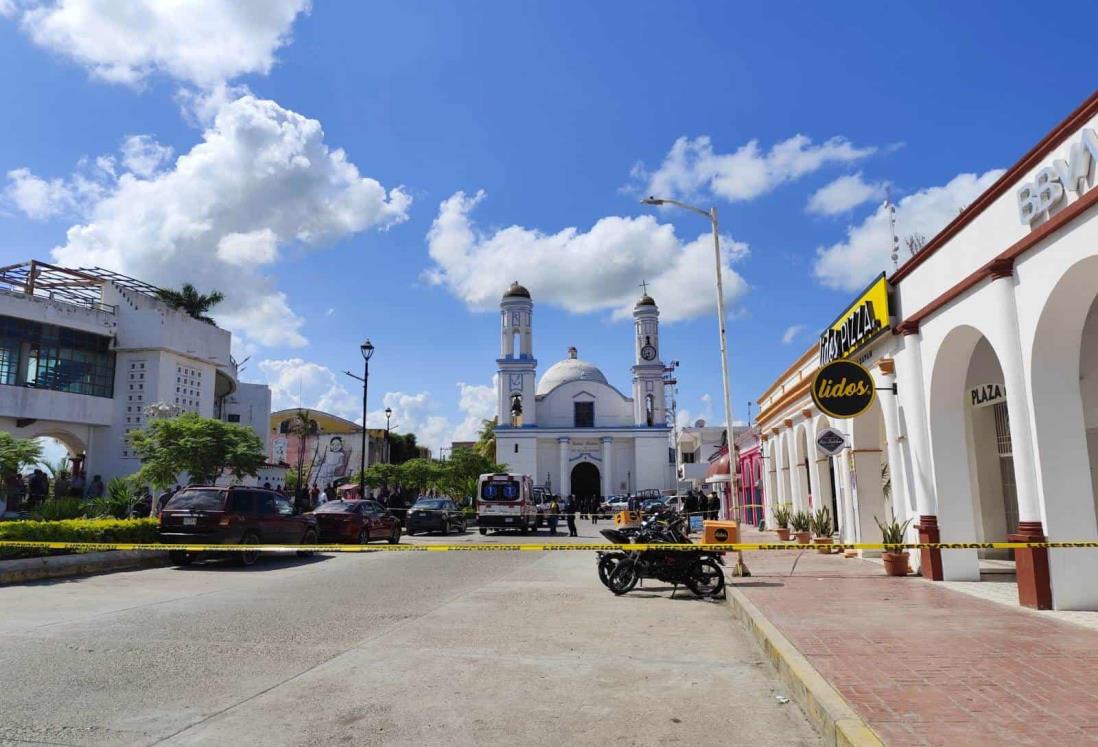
[255,491,286,542]
[273,494,301,542]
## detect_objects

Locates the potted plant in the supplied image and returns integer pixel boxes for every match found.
[790,510,812,544]
[875,513,914,576]
[773,503,792,541]
[811,506,833,554]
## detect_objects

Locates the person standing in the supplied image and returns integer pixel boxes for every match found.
[309,484,320,508]
[86,474,104,500]
[28,469,48,508]
[707,492,720,521]
[547,497,560,535]
[565,494,578,537]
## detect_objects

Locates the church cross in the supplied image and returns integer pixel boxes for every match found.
[639,280,649,295]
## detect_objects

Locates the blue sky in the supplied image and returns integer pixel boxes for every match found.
[2,1,1097,451]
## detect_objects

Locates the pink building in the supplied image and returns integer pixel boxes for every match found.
[736,428,764,525]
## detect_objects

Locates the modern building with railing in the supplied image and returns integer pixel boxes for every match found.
[0,260,270,484]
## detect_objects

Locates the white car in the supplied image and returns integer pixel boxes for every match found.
[606,496,631,513]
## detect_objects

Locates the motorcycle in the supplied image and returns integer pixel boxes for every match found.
[597,510,725,598]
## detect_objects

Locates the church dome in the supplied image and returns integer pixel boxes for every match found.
[503,281,531,299]
[536,347,608,395]
[635,294,656,308]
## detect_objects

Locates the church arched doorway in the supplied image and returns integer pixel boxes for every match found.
[570,462,600,502]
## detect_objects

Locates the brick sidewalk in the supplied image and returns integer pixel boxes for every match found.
[730,529,1098,746]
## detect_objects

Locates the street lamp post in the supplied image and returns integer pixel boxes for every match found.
[384,406,392,464]
[642,196,748,577]
[344,339,375,500]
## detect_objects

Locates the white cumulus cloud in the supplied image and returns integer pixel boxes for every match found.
[30,94,411,348]
[631,134,876,204]
[120,134,173,177]
[258,358,360,421]
[13,0,311,88]
[782,324,805,344]
[425,190,748,323]
[806,172,885,216]
[812,169,1005,292]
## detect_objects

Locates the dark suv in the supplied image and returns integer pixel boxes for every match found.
[159,486,318,566]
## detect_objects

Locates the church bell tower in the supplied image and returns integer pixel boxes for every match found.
[497,281,537,428]
[632,290,666,426]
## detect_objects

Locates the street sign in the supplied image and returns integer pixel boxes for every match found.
[816,427,848,457]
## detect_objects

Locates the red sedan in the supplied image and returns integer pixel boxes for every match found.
[312,500,401,545]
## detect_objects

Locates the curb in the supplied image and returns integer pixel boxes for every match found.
[725,584,884,747]
[0,550,168,586]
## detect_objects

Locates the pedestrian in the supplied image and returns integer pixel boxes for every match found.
[591,495,599,525]
[309,484,320,508]
[28,469,48,508]
[155,486,173,516]
[318,485,328,504]
[69,471,85,497]
[547,497,560,535]
[53,472,70,500]
[565,494,578,537]
[87,474,105,499]
[708,492,720,521]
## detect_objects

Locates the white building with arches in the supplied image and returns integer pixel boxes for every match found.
[0,261,270,488]
[757,91,1098,611]
[493,282,674,500]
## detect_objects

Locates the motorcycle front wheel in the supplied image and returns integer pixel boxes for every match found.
[686,557,725,598]
[608,559,639,595]
[597,553,625,588]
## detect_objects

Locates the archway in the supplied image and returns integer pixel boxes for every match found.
[1029,255,1098,608]
[848,395,887,547]
[793,424,811,512]
[813,414,839,537]
[570,462,600,503]
[928,325,1011,581]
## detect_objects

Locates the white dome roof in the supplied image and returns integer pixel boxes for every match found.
[537,355,608,395]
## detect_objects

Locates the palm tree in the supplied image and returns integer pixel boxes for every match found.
[474,417,497,460]
[155,283,224,324]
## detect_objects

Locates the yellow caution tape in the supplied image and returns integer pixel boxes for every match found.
[2,540,1098,553]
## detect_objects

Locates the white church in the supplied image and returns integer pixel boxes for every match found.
[493,281,674,500]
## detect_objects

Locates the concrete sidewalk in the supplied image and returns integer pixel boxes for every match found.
[728,528,1098,746]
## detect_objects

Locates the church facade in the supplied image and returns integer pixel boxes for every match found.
[494,282,674,500]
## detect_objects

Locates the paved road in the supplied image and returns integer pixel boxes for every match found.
[0,529,819,746]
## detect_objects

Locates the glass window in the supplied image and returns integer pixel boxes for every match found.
[228,491,253,513]
[574,402,594,428]
[166,489,225,511]
[256,493,276,515]
[275,497,294,516]
[0,315,114,397]
[315,501,356,513]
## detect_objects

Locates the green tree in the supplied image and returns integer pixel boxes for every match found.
[0,433,42,478]
[388,432,420,464]
[362,463,401,490]
[474,417,497,460]
[396,457,442,493]
[129,412,265,487]
[436,448,506,504]
[155,283,225,324]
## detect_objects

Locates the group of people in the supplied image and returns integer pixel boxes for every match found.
[544,494,584,537]
[2,470,106,513]
[684,490,721,520]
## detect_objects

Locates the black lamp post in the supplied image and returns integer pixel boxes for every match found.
[358,339,375,499]
[384,406,392,464]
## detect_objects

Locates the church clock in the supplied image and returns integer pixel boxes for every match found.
[640,344,657,361]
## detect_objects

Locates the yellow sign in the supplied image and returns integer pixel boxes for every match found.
[819,273,891,365]
[811,359,876,419]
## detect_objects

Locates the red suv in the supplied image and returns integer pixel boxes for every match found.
[159,486,318,566]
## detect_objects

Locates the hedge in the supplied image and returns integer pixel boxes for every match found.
[0,518,158,560]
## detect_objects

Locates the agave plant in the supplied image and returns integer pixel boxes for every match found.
[811,505,832,537]
[772,502,792,529]
[874,513,914,551]
[86,477,138,519]
[790,510,812,532]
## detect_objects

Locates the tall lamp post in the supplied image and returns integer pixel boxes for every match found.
[384,406,392,464]
[642,196,747,577]
[344,339,374,500]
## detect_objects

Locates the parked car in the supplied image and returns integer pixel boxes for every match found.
[159,486,318,567]
[641,497,666,513]
[606,495,631,513]
[313,500,401,545]
[405,498,467,535]
[662,495,686,513]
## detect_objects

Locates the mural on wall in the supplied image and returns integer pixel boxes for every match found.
[273,431,360,487]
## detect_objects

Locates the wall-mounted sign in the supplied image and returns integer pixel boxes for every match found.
[811,360,876,419]
[1017,128,1098,225]
[818,273,892,366]
[970,382,1005,409]
[815,427,848,457]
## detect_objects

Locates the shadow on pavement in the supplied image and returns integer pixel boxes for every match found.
[169,554,332,572]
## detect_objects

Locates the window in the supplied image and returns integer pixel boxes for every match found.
[256,493,276,515]
[226,414,241,423]
[228,491,253,513]
[682,452,696,464]
[0,315,115,396]
[573,401,594,428]
[275,497,295,516]
[513,443,518,454]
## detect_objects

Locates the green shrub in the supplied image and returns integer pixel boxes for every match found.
[0,518,158,559]
[86,477,138,519]
[790,510,812,532]
[772,502,792,529]
[31,497,86,521]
